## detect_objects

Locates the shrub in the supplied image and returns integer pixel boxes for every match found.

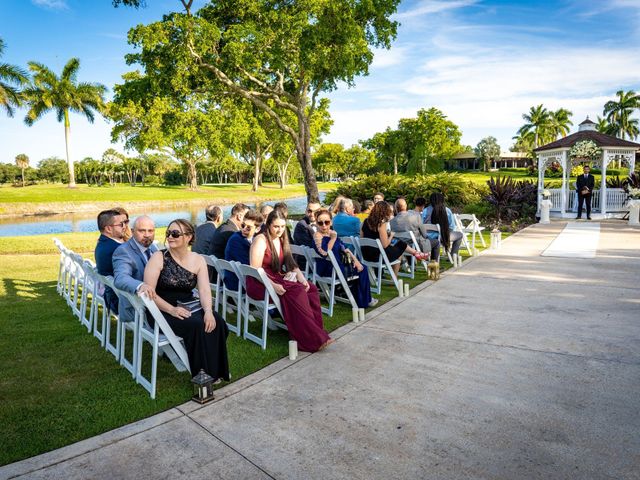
[486,175,537,225]
[326,172,487,209]
[143,175,163,186]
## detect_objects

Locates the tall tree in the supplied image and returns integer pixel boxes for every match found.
[475,137,500,172]
[23,58,106,188]
[14,153,29,187]
[517,104,550,148]
[0,38,28,117]
[123,0,400,202]
[604,90,640,140]
[549,108,573,139]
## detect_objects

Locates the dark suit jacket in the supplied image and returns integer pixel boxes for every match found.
[113,239,157,322]
[95,234,122,313]
[576,174,595,194]
[224,231,251,290]
[192,222,217,254]
[293,216,316,248]
[211,219,239,259]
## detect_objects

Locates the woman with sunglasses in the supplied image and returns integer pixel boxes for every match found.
[361,201,429,275]
[144,219,229,382]
[248,210,332,352]
[313,209,375,309]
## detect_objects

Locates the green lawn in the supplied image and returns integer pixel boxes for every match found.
[458,169,626,187]
[0,228,500,466]
[0,182,333,212]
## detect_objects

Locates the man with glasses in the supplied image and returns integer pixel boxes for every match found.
[224,210,264,291]
[112,216,158,323]
[95,209,128,313]
[294,202,321,248]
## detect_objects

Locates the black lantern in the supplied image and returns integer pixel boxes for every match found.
[191,369,215,404]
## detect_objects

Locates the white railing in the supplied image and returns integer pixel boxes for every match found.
[543,188,626,213]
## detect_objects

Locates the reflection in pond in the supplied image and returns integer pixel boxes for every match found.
[0,194,326,237]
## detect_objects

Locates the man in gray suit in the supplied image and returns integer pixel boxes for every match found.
[113,215,157,322]
[390,198,439,260]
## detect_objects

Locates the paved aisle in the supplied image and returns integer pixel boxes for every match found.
[3,222,640,479]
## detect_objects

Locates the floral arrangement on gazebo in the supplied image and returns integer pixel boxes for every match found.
[570,140,601,163]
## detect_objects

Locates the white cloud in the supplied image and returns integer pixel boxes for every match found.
[371,46,409,69]
[395,0,478,20]
[32,0,68,10]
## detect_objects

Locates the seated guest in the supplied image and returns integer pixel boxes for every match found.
[260,204,274,217]
[313,209,376,308]
[192,204,223,255]
[294,201,320,248]
[361,201,428,275]
[424,192,463,259]
[273,202,294,243]
[329,195,346,216]
[113,215,158,323]
[95,209,128,313]
[332,198,361,238]
[390,198,438,261]
[248,210,333,352]
[355,199,373,221]
[223,209,263,291]
[211,203,248,260]
[114,207,132,242]
[145,219,230,382]
[414,196,427,217]
[373,192,385,204]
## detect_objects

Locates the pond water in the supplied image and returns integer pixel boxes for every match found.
[0,193,326,237]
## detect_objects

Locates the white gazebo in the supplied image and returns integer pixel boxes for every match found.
[534,118,640,218]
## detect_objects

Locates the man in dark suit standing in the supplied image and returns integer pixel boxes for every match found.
[95,209,128,313]
[576,165,595,220]
[112,215,157,323]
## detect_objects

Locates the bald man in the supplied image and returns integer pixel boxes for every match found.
[113,215,158,323]
[390,198,440,260]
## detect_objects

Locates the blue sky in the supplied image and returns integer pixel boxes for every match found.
[1,0,640,165]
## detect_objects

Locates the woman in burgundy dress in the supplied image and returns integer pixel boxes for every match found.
[247,210,332,352]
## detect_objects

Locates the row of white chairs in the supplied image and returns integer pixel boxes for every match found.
[202,255,285,350]
[53,238,190,399]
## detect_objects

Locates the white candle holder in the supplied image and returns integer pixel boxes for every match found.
[398,280,404,297]
[358,308,365,322]
[288,340,298,360]
[352,307,359,323]
[403,283,410,296]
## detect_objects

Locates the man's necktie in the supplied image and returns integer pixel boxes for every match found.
[144,249,151,262]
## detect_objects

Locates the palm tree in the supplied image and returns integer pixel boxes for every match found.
[0,38,29,117]
[603,90,640,140]
[14,153,29,187]
[517,104,550,148]
[549,108,573,139]
[595,115,615,135]
[23,58,106,188]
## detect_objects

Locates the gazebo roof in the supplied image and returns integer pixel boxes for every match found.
[534,129,640,152]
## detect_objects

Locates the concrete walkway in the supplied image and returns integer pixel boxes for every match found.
[3,221,639,480]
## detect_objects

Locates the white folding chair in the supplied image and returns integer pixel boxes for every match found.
[201,254,222,314]
[424,224,453,264]
[95,274,126,365]
[68,253,89,321]
[78,259,98,331]
[53,238,68,295]
[236,264,285,350]
[135,294,191,399]
[354,237,402,296]
[455,213,486,249]
[452,214,473,255]
[305,246,358,316]
[394,231,429,278]
[290,244,312,280]
[213,259,244,336]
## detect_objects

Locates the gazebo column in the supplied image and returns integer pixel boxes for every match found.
[537,156,544,213]
[601,150,608,216]
[561,151,567,215]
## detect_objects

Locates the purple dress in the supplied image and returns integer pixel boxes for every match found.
[246,245,330,352]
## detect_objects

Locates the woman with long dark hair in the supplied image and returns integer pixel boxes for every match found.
[424,192,463,258]
[248,210,332,352]
[360,201,428,274]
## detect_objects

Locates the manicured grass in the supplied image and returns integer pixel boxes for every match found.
[0,182,334,203]
[0,229,500,466]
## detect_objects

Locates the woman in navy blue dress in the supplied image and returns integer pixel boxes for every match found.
[312,209,375,308]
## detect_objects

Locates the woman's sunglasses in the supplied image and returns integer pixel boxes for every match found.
[317,220,331,226]
[165,229,187,238]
